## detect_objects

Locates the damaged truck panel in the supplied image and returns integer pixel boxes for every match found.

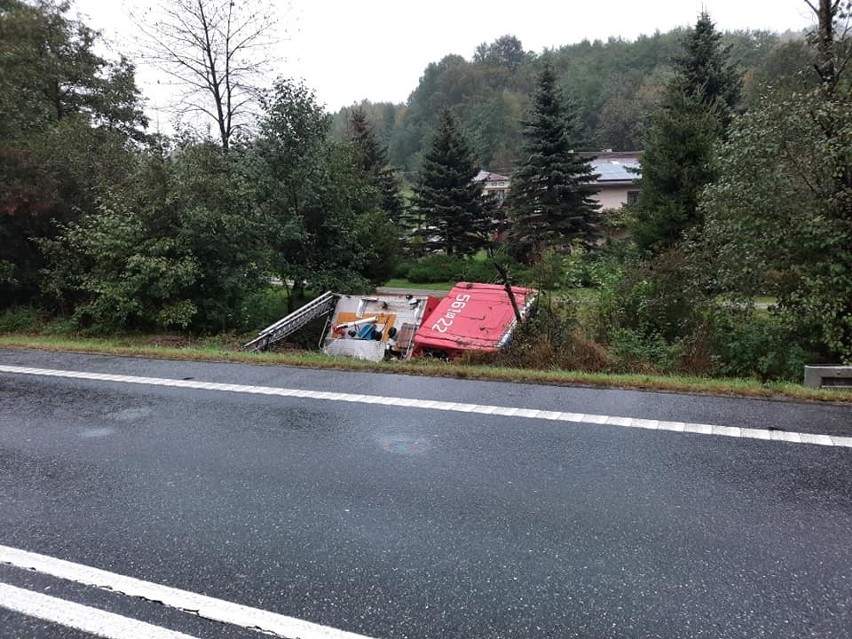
[320,294,441,361]
[244,282,535,361]
[412,282,537,358]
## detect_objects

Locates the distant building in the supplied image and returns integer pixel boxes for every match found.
[473,170,511,205]
[589,151,641,210]
[475,152,641,211]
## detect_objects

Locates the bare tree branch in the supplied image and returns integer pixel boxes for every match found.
[132,0,281,151]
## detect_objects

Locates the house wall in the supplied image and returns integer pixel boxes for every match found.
[593,185,638,210]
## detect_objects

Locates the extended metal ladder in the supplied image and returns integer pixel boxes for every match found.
[243,291,338,352]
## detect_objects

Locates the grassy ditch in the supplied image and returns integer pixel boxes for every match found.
[1,333,850,404]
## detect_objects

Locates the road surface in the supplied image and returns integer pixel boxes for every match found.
[0,349,850,638]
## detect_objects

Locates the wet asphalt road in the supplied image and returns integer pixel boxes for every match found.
[0,349,851,638]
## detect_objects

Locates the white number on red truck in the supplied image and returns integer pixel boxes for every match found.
[432,294,471,333]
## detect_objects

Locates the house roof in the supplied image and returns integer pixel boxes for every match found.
[592,158,641,183]
[474,170,510,183]
[476,152,641,186]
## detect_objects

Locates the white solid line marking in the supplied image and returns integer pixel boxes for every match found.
[538,410,562,421]
[713,425,742,438]
[799,433,835,446]
[0,582,198,639]
[632,418,660,430]
[684,423,714,435]
[742,427,772,440]
[0,364,849,449]
[606,416,633,427]
[516,408,541,418]
[493,406,519,416]
[0,545,375,639]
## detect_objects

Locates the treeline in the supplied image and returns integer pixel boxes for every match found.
[2,0,850,379]
[331,29,812,172]
[398,4,851,376]
[0,0,399,332]
[504,5,850,376]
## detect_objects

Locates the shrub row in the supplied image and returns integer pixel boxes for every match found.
[394,255,532,285]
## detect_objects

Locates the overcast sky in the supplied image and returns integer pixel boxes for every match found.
[73,0,816,115]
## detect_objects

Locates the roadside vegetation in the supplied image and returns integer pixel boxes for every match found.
[1,0,850,397]
[1,332,849,404]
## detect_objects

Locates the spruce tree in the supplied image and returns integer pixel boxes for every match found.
[633,11,741,254]
[346,107,404,223]
[507,60,600,259]
[414,108,490,256]
[632,93,721,253]
[671,11,742,129]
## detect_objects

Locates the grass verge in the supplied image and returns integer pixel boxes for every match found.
[1,334,850,405]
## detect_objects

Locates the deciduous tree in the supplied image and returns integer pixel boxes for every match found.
[700,0,852,362]
[134,0,279,152]
[0,0,145,306]
[252,79,397,305]
[473,35,529,71]
[40,142,267,332]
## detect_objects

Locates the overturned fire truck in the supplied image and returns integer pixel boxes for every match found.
[243,282,537,361]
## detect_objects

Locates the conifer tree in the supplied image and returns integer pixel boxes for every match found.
[508,61,600,258]
[633,11,741,254]
[671,11,742,128]
[414,108,490,256]
[346,107,404,223]
[632,92,721,253]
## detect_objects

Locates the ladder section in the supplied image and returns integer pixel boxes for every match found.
[244,291,338,352]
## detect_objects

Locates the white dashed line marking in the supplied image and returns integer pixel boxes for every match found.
[0,545,375,639]
[0,364,848,449]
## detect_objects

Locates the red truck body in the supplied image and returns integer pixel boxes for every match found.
[413,282,536,357]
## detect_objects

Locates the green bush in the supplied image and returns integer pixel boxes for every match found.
[241,287,290,331]
[595,249,706,343]
[578,251,624,289]
[405,254,531,285]
[608,328,683,373]
[39,145,268,334]
[496,299,611,371]
[406,254,463,283]
[0,307,44,333]
[392,261,413,279]
[504,301,572,362]
[520,245,621,292]
[710,311,814,382]
[458,259,501,283]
